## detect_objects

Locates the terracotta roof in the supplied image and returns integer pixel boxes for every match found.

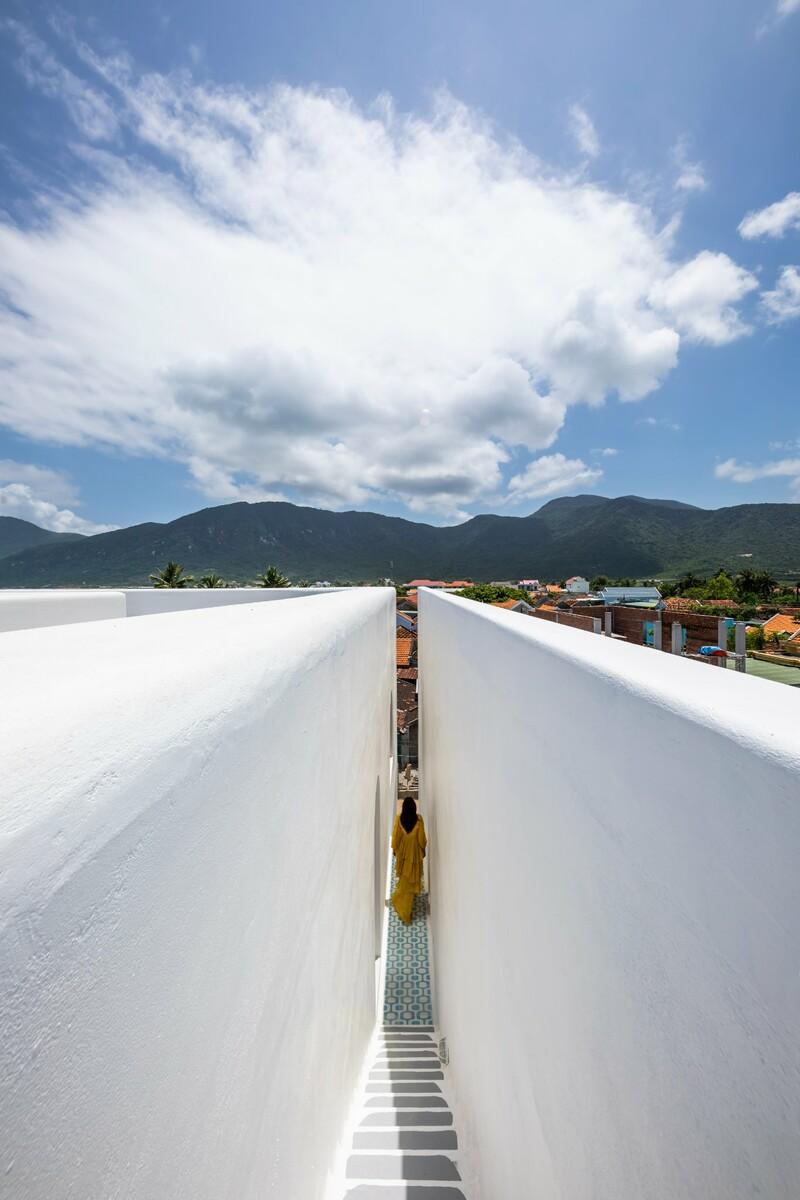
[491,598,523,610]
[396,625,416,639]
[447,580,472,588]
[397,667,419,680]
[406,579,446,587]
[762,613,800,637]
[396,640,415,667]
[664,596,699,612]
[397,705,419,732]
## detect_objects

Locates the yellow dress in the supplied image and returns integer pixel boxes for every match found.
[391,814,427,924]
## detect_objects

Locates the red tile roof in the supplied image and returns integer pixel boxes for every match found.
[397,667,419,680]
[396,640,415,667]
[406,579,446,587]
[664,597,699,612]
[491,598,523,610]
[762,613,800,637]
[396,625,416,639]
[447,580,472,588]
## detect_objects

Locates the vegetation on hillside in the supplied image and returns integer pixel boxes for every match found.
[4,496,800,587]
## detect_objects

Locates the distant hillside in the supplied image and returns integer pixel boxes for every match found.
[0,516,84,561]
[0,495,799,586]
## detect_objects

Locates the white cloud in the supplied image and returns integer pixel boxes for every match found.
[777,0,800,17]
[715,456,800,494]
[672,138,707,193]
[591,447,618,456]
[648,251,757,344]
[761,265,800,324]
[568,104,600,158]
[507,453,603,500]
[0,460,117,533]
[0,459,78,505]
[739,192,800,239]
[4,21,118,141]
[0,29,757,517]
[637,416,682,431]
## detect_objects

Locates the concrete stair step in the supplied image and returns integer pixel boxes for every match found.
[346,1154,460,1182]
[376,1051,438,1060]
[353,1131,458,1151]
[344,1188,467,1200]
[366,1096,449,1108]
[369,1080,443,1089]
[366,1082,442,1094]
[382,1026,435,1033]
[360,1111,453,1127]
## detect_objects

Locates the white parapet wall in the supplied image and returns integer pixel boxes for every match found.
[419,588,800,1200]
[0,589,395,1200]
[0,586,337,632]
[0,588,126,631]
[121,586,339,617]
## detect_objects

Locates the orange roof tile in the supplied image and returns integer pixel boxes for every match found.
[762,613,800,637]
[491,598,523,609]
[397,667,419,680]
[396,640,415,667]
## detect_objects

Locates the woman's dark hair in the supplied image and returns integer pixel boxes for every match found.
[400,795,418,833]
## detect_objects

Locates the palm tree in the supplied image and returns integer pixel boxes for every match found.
[150,561,194,588]
[255,564,291,588]
[198,572,226,588]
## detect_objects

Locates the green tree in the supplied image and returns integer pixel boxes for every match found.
[457,584,532,604]
[676,571,706,594]
[704,572,736,601]
[150,561,194,588]
[590,575,609,592]
[198,572,226,588]
[752,570,777,600]
[256,564,291,587]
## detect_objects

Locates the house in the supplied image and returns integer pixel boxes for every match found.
[761,613,800,639]
[518,579,541,592]
[397,703,418,768]
[491,598,535,614]
[599,586,662,608]
[396,612,417,633]
[396,637,416,668]
[406,579,446,588]
[446,580,473,589]
[565,576,590,594]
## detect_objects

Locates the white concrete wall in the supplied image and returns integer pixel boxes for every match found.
[0,588,126,632]
[0,589,395,1200]
[121,586,337,617]
[0,586,337,632]
[419,588,800,1200]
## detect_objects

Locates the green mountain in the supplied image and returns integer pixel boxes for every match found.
[0,516,84,561]
[0,495,798,586]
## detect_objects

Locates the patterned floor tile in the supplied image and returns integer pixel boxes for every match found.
[383,873,433,1026]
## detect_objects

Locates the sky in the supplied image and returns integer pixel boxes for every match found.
[0,0,798,534]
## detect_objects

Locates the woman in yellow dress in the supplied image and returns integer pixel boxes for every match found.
[391,795,427,924]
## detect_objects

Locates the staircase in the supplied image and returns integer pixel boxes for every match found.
[342,1025,467,1198]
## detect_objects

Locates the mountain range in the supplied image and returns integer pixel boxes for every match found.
[0,495,798,586]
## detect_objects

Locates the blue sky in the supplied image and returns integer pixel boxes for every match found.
[0,0,798,532]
